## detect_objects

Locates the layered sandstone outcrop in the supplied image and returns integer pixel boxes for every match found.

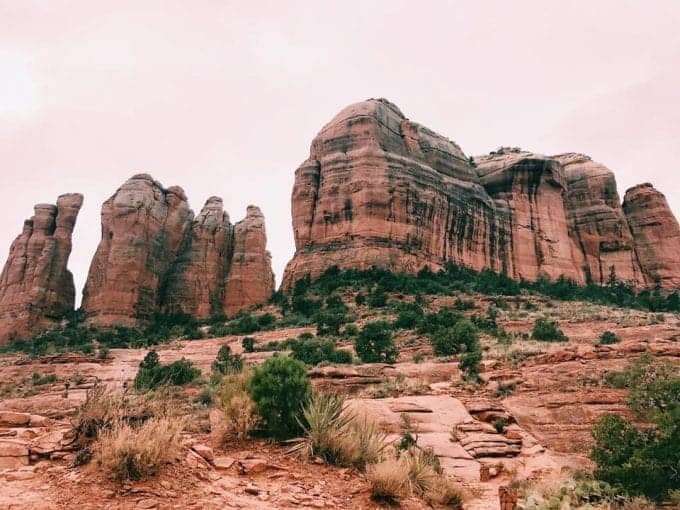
[283,98,503,287]
[475,150,586,284]
[623,183,680,287]
[83,175,274,326]
[0,194,83,343]
[557,153,643,286]
[282,99,679,289]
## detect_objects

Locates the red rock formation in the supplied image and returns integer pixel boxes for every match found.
[83,175,274,326]
[162,197,233,319]
[283,99,679,290]
[282,98,503,287]
[82,174,194,326]
[558,153,644,286]
[0,194,83,344]
[476,149,586,284]
[223,206,275,316]
[623,183,680,287]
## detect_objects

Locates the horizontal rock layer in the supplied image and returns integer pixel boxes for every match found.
[282,98,679,289]
[0,194,83,344]
[82,174,274,327]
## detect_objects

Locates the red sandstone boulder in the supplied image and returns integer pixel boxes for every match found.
[0,194,83,344]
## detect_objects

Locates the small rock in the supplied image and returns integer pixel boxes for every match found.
[245,484,260,496]
[238,457,268,474]
[213,456,236,470]
[191,444,214,462]
[136,498,158,509]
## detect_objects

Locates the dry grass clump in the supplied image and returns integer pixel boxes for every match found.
[291,394,387,468]
[294,394,463,506]
[72,383,185,467]
[424,477,464,508]
[212,370,259,444]
[366,456,410,502]
[93,414,185,482]
[72,383,126,446]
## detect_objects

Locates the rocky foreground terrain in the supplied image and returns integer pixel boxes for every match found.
[1,286,678,509]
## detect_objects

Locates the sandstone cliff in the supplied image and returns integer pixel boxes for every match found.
[0,194,83,343]
[283,98,503,288]
[282,99,679,290]
[623,183,680,287]
[83,175,274,327]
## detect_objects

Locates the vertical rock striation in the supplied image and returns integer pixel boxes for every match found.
[283,99,680,290]
[623,183,680,287]
[557,153,643,286]
[82,174,193,326]
[475,150,586,284]
[0,194,83,344]
[83,175,274,327]
[283,98,504,287]
[223,206,275,316]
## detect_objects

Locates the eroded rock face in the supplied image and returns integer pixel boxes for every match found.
[476,150,586,284]
[162,197,233,319]
[283,99,679,289]
[0,194,83,344]
[283,98,504,287]
[223,206,275,316]
[623,183,680,287]
[83,175,274,326]
[558,153,643,286]
[82,174,193,326]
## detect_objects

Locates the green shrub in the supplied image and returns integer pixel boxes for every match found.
[212,344,244,375]
[292,295,321,317]
[32,372,58,386]
[393,304,424,329]
[591,356,680,502]
[459,349,482,382]
[290,337,353,366]
[493,418,506,433]
[257,313,277,329]
[417,308,462,335]
[355,322,397,364]
[315,308,347,336]
[342,324,359,337]
[430,319,479,356]
[531,318,568,342]
[599,331,620,345]
[367,288,388,308]
[242,337,256,353]
[354,293,366,306]
[133,352,201,391]
[248,356,311,439]
[453,298,475,311]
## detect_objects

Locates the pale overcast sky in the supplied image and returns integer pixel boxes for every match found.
[1,0,679,302]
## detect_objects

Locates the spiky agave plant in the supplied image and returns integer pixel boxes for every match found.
[289,393,353,464]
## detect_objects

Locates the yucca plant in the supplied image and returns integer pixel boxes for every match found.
[291,393,353,464]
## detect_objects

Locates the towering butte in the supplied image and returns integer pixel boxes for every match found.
[82,174,274,327]
[0,194,83,344]
[282,98,680,289]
